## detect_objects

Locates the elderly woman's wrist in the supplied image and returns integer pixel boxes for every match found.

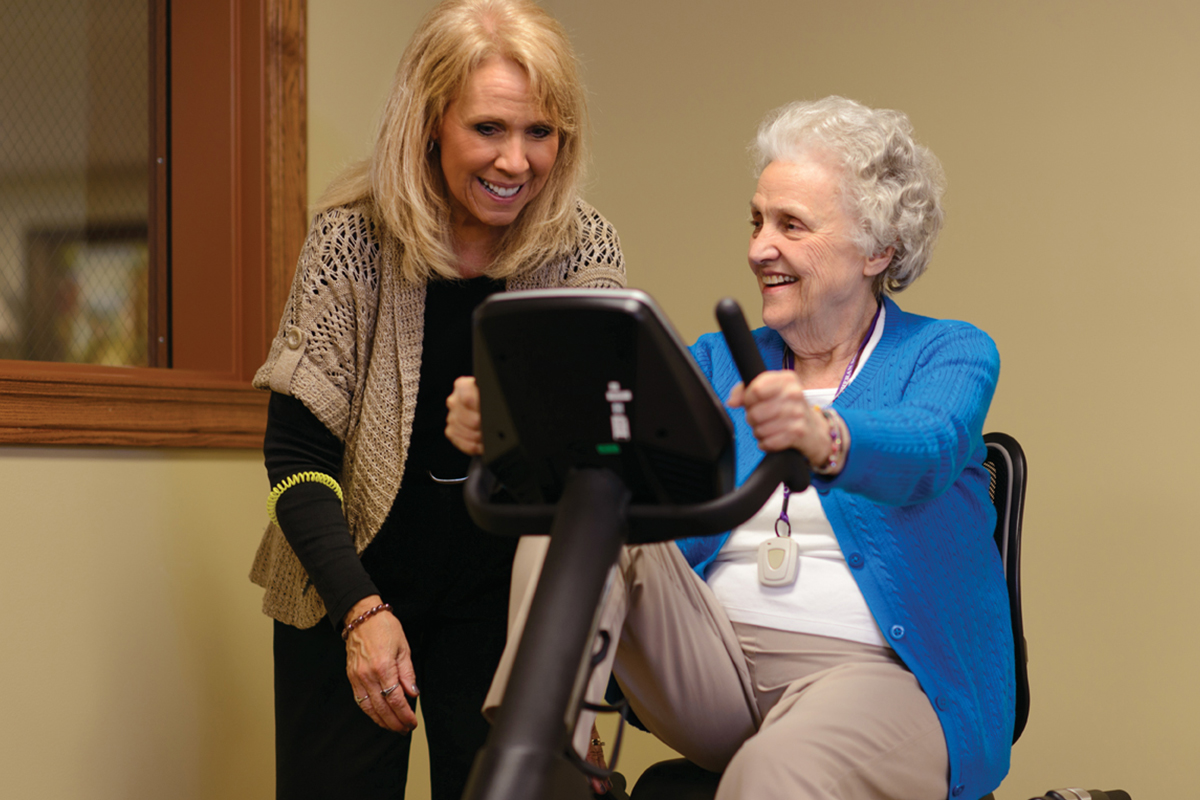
[811,406,847,476]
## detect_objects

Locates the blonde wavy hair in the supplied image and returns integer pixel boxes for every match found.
[316,0,587,282]
[751,96,946,296]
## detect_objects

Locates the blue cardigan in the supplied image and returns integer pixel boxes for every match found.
[681,297,1014,800]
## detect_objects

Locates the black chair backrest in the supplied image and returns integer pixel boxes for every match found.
[982,432,1030,743]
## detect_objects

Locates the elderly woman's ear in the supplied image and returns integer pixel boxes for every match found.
[864,245,894,278]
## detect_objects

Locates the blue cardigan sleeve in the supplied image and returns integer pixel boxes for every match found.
[817,319,999,507]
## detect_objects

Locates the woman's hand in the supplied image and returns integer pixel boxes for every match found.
[344,595,420,733]
[446,376,484,456]
[727,371,840,468]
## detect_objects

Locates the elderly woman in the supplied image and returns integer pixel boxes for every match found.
[457,96,1012,800]
[251,2,624,798]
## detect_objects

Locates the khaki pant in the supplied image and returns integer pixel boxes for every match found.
[486,538,949,800]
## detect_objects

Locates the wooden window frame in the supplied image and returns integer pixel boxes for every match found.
[0,0,306,448]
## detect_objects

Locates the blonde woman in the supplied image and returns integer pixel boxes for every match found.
[251,2,624,797]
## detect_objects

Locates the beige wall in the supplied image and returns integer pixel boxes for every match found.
[0,448,274,799]
[1,1,1195,798]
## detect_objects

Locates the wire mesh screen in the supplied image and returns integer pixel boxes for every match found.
[0,0,152,366]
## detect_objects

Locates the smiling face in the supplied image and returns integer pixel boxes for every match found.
[437,55,560,246]
[748,152,889,349]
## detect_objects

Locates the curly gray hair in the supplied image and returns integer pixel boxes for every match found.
[751,96,945,295]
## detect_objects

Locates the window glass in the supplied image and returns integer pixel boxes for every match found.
[0,0,154,366]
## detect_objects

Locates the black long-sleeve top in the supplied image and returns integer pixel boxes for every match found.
[264,276,503,630]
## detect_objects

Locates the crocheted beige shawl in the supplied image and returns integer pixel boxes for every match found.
[251,200,626,627]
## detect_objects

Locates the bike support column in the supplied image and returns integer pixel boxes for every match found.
[462,468,630,800]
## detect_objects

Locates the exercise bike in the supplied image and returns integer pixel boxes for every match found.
[458,289,805,800]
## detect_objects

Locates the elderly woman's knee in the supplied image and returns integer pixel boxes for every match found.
[718,733,826,799]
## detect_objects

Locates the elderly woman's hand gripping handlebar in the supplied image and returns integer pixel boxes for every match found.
[726,373,844,472]
[715,297,843,475]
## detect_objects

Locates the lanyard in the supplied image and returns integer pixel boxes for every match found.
[776,301,882,537]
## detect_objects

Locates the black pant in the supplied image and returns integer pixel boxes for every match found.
[274,484,518,800]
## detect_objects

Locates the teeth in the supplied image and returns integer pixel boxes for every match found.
[480,178,520,198]
[762,275,797,286]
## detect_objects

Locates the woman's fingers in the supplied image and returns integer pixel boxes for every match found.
[367,665,416,733]
[348,676,385,728]
[446,375,484,455]
[349,671,408,732]
[733,374,806,437]
[730,371,800,411]
[731,372,828,459]
[382,648,420,732]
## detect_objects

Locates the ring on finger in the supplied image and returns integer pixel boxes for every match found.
[380,683,401,698]
[355,694,369,705]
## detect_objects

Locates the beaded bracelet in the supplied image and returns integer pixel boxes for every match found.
[812,406,844,475]
[341,602,393,641]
